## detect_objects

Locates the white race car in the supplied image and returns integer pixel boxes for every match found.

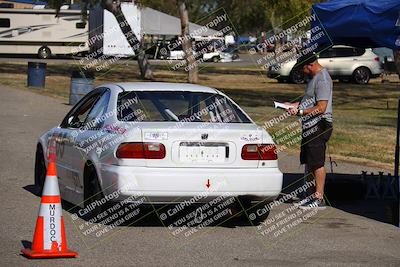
[35,82,282,222]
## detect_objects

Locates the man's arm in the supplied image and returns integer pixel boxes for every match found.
[288,100,328,116]
[284,102,300,108]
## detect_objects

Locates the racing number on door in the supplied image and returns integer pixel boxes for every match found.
[49,132,67,159]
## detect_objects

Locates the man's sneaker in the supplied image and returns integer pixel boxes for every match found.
[298,198,326,210]
[293,197,311,207]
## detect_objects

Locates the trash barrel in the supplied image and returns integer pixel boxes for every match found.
[27,62,46,88]
[69,70,95,105]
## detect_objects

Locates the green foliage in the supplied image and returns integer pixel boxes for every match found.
[51,0,323,34]
[140,0,217,22]
[263,0,323,32]
[140,0,323,34]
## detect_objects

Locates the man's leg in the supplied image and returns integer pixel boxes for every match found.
[303,164,314,198]
[313,166,326,200]
[295,165,314,204]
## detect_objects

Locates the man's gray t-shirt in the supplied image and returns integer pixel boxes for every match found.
[299,68,333,130]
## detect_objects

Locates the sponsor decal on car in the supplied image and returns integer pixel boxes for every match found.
[144,132,168,140]
[240,133,260,141]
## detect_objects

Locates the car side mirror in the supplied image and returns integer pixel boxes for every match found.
[67,116,74,124]
[68,116,82,128]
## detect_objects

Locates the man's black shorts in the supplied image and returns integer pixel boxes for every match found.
[300,119,333,171]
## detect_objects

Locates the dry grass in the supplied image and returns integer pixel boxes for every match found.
[1,61,398,170]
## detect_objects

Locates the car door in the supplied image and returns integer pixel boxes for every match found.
[353,47,369,69]
[50,127,71,197]
[317,47,336,74]
[58,89,105,199]
[69,88,111,195]
[329,47,356,76]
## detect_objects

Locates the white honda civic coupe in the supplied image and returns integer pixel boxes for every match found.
[35,82,282,220]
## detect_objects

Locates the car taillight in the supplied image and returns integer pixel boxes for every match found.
[374,57,380,62]
[116,142,165,159]
[241,144,277,160]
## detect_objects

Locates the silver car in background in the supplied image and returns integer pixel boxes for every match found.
[268,45,383,84]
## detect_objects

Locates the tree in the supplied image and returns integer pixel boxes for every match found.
[177,1,198,84]
[103,0,153,79]
[215,0,269,34]
[141,0,216,23]
[395,50,400,79]
[263,0,319,36]
[51,0,153,80]
[139,0,200,83]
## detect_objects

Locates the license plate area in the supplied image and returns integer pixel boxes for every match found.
[179,142,229,163]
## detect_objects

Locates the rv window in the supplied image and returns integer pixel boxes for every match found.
[76,22,86,29]
[0,3,14,8]
[0,18,10,28]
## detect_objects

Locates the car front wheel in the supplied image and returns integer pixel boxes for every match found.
[290,68,305,84]
[352,67,371,84]
[212,56,220,63]
[34,144,46,194]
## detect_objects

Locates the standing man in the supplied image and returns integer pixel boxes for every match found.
[286,51,333,209]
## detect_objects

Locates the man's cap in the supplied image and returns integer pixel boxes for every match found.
[295,51,318,68]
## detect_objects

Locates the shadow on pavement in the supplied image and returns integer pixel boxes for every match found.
[282,172,399,226]
[20,240,32,251]
[24,184,254,228]
[23,184,41,197]
[60,198,257,228]
[23,171,399,228]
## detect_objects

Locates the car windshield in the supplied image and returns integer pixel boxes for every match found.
[117,91,251,123]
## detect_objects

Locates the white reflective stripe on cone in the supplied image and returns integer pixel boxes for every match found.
[42,175,60,196]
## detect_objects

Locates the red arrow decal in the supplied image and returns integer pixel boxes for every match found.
[206,179,211,188]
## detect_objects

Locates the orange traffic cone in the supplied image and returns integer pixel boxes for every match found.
[21,148,78,259]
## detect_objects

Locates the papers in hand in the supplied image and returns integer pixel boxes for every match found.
[274,101,291,110]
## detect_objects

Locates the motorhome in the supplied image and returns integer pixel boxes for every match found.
[0,3,228,59]
[0,7,89,58]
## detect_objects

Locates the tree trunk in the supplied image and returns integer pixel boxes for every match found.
[102,0,153,80]
[267,9,282,53]
[178,1,198,84]
[394,50,400,79]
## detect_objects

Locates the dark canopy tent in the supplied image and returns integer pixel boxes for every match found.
[311,0,400,49]
[311,0,400,226]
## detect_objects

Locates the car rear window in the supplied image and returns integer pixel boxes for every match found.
[334,47,355,57]
[353,47,365,56]
[117,91,251,123]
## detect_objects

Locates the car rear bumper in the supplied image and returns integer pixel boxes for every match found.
[267,72,278,78]
[267,71,285,79]
[98,164,283,203]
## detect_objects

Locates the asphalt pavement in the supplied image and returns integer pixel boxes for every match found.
[0,85,399,266]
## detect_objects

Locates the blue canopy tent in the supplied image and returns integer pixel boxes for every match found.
[311,0,400,50]
[311,0,400,226]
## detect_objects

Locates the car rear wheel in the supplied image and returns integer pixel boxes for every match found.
[38,46,51,59]
[84,164,105,216]
[239,198,271,225]
[289,68,305,84]
[34,144,46,194]
[352,67,371,84]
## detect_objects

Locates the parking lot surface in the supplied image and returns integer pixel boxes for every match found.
[0,85,399,266]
